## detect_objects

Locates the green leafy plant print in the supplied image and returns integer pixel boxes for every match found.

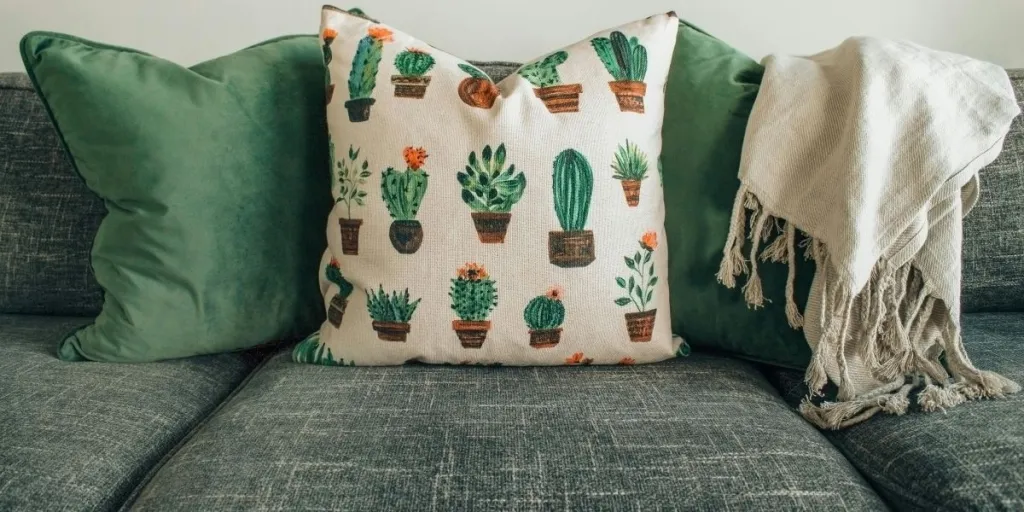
[450,263,497,348]
[345,25,393,121]
[524,286,565,348]
[611,140,649,207]
[518,51,582,113]
[337,145,371,254]
[591,31,649,113]
[549,149,595,267]
[382,147,429,254]
[392,48,435,99]
[457,144,526,243]
[366,286,420,342]
[615,231,659,342]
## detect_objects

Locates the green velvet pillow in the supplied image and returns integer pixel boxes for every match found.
[662,21,813,369]
[20,32,331,362]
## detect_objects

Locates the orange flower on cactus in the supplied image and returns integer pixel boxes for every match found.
[403,147,428,170]
[640,231,658,251]
[565,352,594,365]
[618,357,636,365]
[328,257,340,268]
[545,285,564,301]
[457,262,489,281]
[368,26,394,42]
[322,28,338,41]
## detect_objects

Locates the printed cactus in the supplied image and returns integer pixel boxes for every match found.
[591,31,648,82]
[381,147,429,221]
[524,287,565,330]
[366,286,420,323]
[552,149,594,231]
[450,263,497,321]
[394,48,435,77]
[458,144,526,212]
[518,51,568,88]
[348,26,393,99]
[321,27,337,66]
[325,259,353,298]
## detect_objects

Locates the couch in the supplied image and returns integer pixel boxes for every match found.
[1,64,1022,511]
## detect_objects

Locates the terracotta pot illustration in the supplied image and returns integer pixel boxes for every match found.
[458,77,498,109]
[529,328,562,349]
[453,320,490,348]
[372,321,411,342]
[620,180,641,207]
[326,84,336,105]
[327,295,348,328]
[548,230,596,268]
[344,98,376,122]
[389,220,423,254]
[608,81,647,113]
[471,212,512,243]
[391,75,431,99]
[625,309,657,342]
[339,218,363,255]
[533,84,583,114]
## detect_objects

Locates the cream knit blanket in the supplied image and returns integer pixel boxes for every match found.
[718,37,1022,429]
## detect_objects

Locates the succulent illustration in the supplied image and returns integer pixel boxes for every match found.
[591,31,648,82]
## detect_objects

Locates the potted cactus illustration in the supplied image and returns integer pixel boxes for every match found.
[382,147,429,254]
[611,140,649,207]
[591,31,648,113]
[366,286,421,342]
[391,48,435,99]
[517,51,582,113]
[457,144,526,243]
[450,263,497,348]
[614,231,659,342]
[345,26,393,122]
[457,63,499,109]
[325,258,354,328]
[322,27,338,104]
[523,286,565,348]
[336,145,371,254]
[549,149,595,267]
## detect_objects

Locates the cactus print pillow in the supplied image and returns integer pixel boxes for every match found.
[296,6,683,366]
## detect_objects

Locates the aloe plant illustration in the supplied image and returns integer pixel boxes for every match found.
[345,26,393,122]
[366,286,421,342]
[457,63,499,109]
[591,31,649,113]
[549,149,595,267]
[392,48,435,99]
[293,332,355,366]
[517,51,581,113]
[611,140,649,207]
[382,147,429,254]
[615,231,659,342]
[325,258,354,328]
[457,144,526,243]
[450,263,497,348]
[524,286,565,348]
[336,145,371,254]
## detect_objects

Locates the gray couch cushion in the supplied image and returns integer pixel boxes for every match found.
[128,352,885,511]
[0,315,265,511]
[0,73,105,316]
[962,70,1024,312]
[767,312,1024,511]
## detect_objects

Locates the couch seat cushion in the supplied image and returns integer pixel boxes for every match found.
[768,312,1024,510]
[0,315,265,512]
[129,351,885,510]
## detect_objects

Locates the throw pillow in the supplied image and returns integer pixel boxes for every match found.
[295,7,682,366]
[20,33,331,362]
[662,21,814,369]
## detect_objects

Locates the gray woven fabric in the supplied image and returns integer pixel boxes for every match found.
[0,73,105,316]
[473,61,519,82]
[0,314,265,512]
[962,70,1024,312]
[766,312,1024,511]
[129,352,885,511]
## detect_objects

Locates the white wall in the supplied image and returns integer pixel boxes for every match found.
[3,0,1024,72]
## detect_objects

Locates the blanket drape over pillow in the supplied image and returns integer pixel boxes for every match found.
[719,37,1021,428]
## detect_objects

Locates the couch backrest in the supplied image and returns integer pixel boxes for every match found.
[0,66,1021,315]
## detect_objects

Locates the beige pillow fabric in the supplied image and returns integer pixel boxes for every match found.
[296,6,682,366]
